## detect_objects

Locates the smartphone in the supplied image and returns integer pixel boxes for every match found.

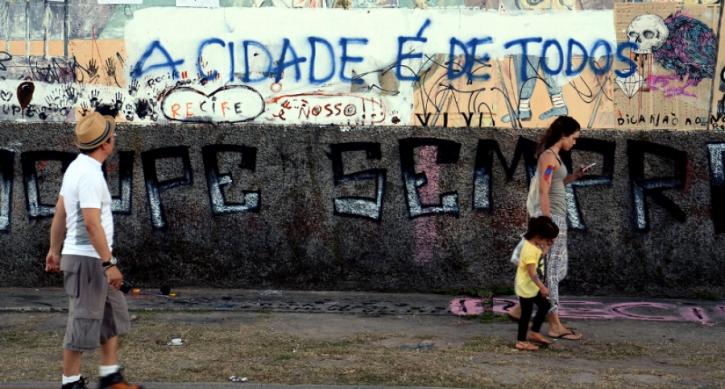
[583,162,597,171]
[120,280,132,294]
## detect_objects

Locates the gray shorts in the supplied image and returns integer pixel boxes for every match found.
[61,254,131,352]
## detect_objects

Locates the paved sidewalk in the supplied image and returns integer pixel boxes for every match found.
[1,288,723,325]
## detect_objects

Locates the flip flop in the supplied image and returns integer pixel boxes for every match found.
[551,330,582,340]
[528,333,553,345]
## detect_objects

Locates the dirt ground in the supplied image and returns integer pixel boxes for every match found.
[0,311,723,388]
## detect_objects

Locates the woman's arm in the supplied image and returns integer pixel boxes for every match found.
[537,152,557,217]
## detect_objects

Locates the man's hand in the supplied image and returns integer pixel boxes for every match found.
[45,251,61,273]
[105,266,123,289]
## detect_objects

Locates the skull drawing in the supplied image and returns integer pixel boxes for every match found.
[626,14,669,54]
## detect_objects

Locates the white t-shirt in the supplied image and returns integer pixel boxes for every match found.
[60,154,114,259]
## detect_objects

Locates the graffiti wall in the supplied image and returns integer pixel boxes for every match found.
[1,124,724,295]
[0,0,722,129]
[1,1,725,293]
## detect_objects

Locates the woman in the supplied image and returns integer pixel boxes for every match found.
[510,115,588,340]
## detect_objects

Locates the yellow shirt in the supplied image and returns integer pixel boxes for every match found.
[515,240,544,298]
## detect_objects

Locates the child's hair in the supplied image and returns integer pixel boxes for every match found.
[524,216,559,240]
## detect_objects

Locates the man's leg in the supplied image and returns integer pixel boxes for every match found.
[61,255,93,387]
[100,336,119,366]
[98,335,143,389]
[63,349,82,376]
[98,289,142,389]
[62,349,83,385]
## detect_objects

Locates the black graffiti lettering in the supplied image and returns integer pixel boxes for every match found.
[31,57,76,84]
[20,151,75,219]
[399,138,461,218]
[105,151,134,214]
[628,140,687,232]
[415,113,432,126]
[329,142,386,221]
[707,143,725,233]
[472,137,537,212]
[561,139,615,231]
[461,112,474,127]
[0,51,12,72]
[0,149,14,232]
[141,146,193,230]
[202,144,260,215]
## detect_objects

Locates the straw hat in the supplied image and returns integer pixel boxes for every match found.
[75,112,116,150]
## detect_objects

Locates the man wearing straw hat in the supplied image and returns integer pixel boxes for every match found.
[45,111,143,389]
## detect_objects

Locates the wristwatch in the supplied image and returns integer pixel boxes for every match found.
[102,256,118,269]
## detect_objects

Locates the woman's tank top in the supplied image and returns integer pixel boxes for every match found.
[526,150,568,217]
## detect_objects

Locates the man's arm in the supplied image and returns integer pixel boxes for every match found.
[80,208,112,261]
[45,196,66,273]
[81,207,123,289]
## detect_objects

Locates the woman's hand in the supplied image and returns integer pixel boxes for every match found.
[540,286,550,298]
[573,165,589,179]
[565,165,592,183]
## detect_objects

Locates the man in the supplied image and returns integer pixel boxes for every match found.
[45,111,143,389]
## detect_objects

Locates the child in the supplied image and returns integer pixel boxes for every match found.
[514,216,559,351]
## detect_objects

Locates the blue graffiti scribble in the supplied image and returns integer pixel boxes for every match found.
[654,11,715,84]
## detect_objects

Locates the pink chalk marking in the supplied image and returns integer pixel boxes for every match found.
[492,297,518,314]
[558,300,614,320]
[679,306,713,326]
[414,146,439,265]
[608,302,680,322]
[716,305,725,318]
[455,298,723,324]
[449,296,484,316]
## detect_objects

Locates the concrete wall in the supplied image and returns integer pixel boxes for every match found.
[1,124,724,296]
[0,2,724,295]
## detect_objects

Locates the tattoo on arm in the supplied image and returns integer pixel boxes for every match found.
[543,165,555,183]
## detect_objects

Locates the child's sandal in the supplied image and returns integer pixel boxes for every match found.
[515,341,539,351]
